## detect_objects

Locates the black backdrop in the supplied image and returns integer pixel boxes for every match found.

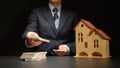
[0,0,118,57]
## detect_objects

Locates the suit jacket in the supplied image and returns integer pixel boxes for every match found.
[22,6,79,56]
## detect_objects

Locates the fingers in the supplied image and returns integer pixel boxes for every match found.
[26,32,42,46]
[58,45,67,52]
[27,38,42,46]
[26,32,39,38]
[54,45,68,56]
[54,51,67,56]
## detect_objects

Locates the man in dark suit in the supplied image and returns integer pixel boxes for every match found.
[22,0,79,56]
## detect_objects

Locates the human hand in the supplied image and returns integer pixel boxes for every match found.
[54,45,68,56]
[26,32,42,46]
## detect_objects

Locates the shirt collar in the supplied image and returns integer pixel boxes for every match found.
[48,3,61,13]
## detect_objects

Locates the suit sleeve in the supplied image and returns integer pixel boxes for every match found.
[22,9,38,39]
[66,13,80,56]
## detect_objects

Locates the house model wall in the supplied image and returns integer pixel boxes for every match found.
[74,19,111,58]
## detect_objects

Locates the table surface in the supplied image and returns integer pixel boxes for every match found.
[0,56,120,68]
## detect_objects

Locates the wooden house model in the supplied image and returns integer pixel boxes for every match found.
[74,19,111,58]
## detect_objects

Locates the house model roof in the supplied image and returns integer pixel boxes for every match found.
[74,19,111,40]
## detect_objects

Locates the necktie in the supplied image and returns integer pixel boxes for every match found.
[53,8,58,21]
[52,8,59,30]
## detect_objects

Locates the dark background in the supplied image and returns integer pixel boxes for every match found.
[0,0,118,57]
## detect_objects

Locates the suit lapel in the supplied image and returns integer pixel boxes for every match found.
[42,7,58,35]
[57,8,68,34]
